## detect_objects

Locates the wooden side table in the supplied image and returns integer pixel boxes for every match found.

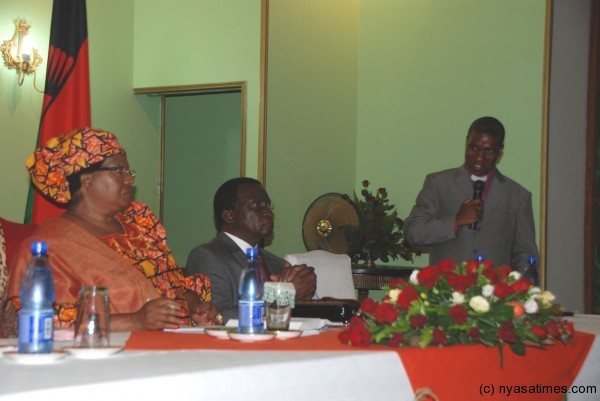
[351,265,414,301]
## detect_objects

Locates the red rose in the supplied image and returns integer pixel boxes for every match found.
[432,327,448,345]
[531,325,548,340]
[378,187,386,195]
[498,322,517,343]
[437,259,456,275]
[418,266,441,288]
[562,321,574,337]
[483,268,500,283]
[362,180,369,188]
[448,274,471,293]
[348,315,366,327]
[389,333,405,347]
[395,217,404,227]
[360,298,378,315]
[449,304,468,324]
[367,195,376,203]
[374,302,399,324]
[494,281,515,299]
[390,278,407,289]
[481,260,494,271]
[468,326,482,341]
[465,260,479,274]
[497,265,512,280]
[547,321,560,337]
[409,314,428,328]
[512,278,533,293]
[340,324,372,347]
[397,285,419,311]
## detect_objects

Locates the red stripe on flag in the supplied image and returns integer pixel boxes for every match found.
[26,0,90,224]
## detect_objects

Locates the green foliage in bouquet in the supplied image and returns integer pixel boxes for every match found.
[338,259,574,363]
[350,179,415,264]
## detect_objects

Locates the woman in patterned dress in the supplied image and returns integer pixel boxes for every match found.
[1,127,222,336]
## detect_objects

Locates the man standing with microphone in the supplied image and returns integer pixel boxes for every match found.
[404,116,538,274]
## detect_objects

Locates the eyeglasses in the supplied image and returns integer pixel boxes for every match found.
[466,143,500,157]
[243,199,274,212]
[94,167,136,178]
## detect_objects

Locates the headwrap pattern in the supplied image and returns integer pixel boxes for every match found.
[26,127,126,204]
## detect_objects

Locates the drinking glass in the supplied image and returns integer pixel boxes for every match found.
[73,286,110,348]
[264,282,295,331]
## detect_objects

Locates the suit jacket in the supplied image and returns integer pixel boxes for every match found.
[404,165,538,272]
[185,232,285,322]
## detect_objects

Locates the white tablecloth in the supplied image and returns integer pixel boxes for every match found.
[1,315,598,401]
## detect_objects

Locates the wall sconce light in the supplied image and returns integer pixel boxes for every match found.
[0,19,43,92]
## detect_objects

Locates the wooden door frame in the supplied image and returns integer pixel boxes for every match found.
[584,1,600,313]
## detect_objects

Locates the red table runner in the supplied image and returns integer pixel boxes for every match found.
[125,330,595,401]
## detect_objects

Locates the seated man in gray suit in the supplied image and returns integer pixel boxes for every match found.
[185,177,317,322]
[404,116,539,273]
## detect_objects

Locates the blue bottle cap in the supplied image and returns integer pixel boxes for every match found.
[246,247,259,260]
[528,255,537,265]
[30,241,48,255]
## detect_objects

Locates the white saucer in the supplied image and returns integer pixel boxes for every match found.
[274,330,302,340]
[0,345,17,353]
[3,350,68,364]
[228,332,276,342]
[62,346,123,359]
[205,327,233,339]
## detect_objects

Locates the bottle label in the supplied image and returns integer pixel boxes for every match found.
[238,300,264,329]
[18,310,54,344]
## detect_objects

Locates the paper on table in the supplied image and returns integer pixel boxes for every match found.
[164,326,205,333]
[226,317,341,331]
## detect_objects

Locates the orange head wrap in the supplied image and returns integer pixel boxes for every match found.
[26,127,126,204]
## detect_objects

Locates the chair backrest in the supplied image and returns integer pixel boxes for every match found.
[0,217,38,299]
[284,250,356,300]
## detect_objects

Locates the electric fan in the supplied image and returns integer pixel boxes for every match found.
[302,193,361,255]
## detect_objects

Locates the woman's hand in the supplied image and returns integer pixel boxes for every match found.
[190,302,223,326]
[130,297,186,330]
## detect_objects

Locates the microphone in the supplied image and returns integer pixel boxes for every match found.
[469,180,485,230]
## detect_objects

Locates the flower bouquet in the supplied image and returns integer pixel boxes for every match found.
[338,259,573,362]
[350,180,416,265]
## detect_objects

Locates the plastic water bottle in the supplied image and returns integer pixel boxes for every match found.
[524,255,540,287]
[238,247,264,334]
[18,241,55,354]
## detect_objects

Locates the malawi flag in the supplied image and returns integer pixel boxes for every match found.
[25,0,91,224]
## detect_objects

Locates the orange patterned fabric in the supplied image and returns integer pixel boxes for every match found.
[26,127,126,204]
[3,202,211,331]
[104,201,211,319]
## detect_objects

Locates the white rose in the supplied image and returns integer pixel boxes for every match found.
[410,270,419,285]
[388,288,401,303]
[524,298,539,314]
[528,287,541,297]
[451,291,465,305]
[539,291,556,306]
[482,284,495,297]
[509,271,521,280]
[469,295,490,313]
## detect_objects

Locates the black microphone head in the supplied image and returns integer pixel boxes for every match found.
[472,180,485,191]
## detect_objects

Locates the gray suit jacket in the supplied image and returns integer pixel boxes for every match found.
[404,165,538,272]
[185,232,285,322]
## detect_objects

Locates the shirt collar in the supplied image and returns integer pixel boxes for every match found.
[224,232,256,253]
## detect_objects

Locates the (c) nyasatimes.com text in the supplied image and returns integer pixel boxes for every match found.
[479,383,597,397]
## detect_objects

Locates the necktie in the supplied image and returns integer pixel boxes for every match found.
[256,254,271,282]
